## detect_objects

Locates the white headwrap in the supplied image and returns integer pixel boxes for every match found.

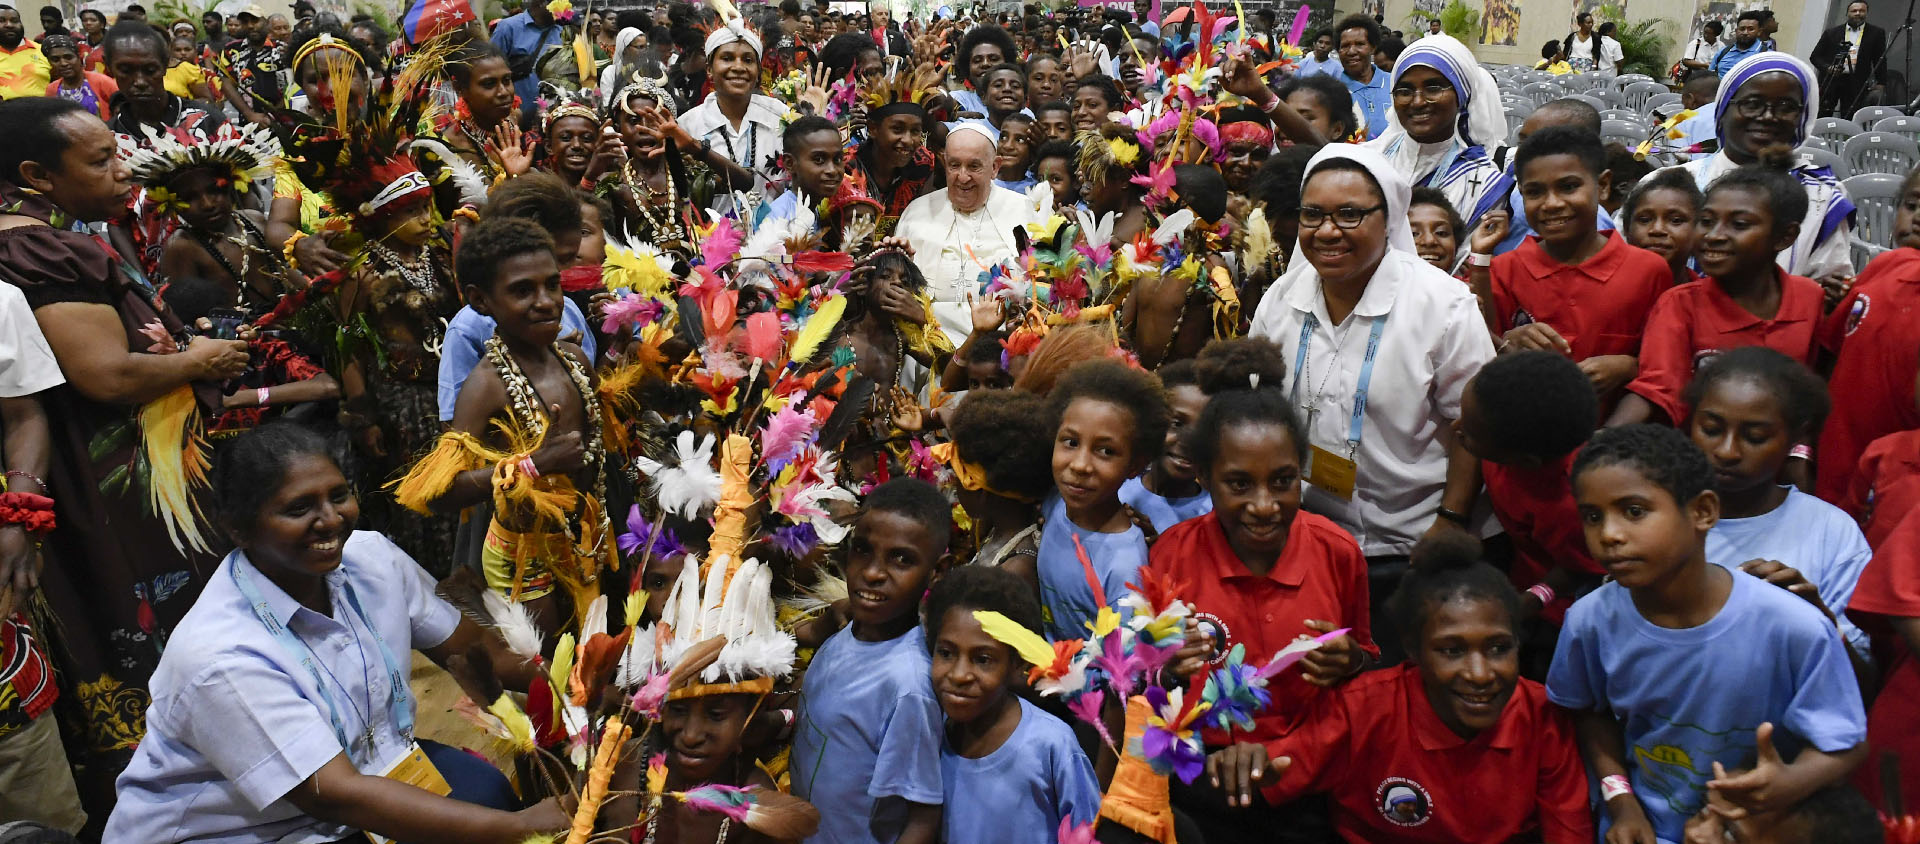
[613,26,642,64]
[1276,143,1415,286]
[704,18,763,57]
[1380,35,1505,148]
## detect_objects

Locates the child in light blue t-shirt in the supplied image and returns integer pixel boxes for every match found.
[1550,425,1867,844]
[1683,347,1873,657]
[1117,359,1213,533]
[925,566,1102,844]
[1037,360,1170,641]
[792,479,953,844]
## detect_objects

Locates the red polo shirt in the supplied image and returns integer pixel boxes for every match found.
[1817,248,1920,505]
[1844,429,1920,549]
[1624,269,1825,425]
[1482,454,1600,622]
[1845,507,1920,812]
[1259,664,1594,844]
[1148,511,1373,746]
[1488,231,1670,363]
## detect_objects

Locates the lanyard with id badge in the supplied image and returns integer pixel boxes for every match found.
[1291,311,1387,502]
[233,559,452,844]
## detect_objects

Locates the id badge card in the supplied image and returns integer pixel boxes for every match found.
[1306,444,1358,501]
[365,743,452,844]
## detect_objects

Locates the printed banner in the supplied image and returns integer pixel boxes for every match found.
[1482,0,1517,45]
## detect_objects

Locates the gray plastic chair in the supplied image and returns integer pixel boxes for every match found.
[1800,135,1836,153]
[1601,119,1646,147]
[1565,92,1607,111]
[1587,87,1626,108]
[1645,92,1683,113]
[1622,80,1670,111]
[1799,145,1850,178]
[1874,115,1920,146]
[1813,116,1865,147]
[1843,132,1920,176]
[1521,81,1560,107]
[1854,104,1906,126]
[1844,172,1904,257]
[1600,108,1642,124]
[1613,73,1657,91]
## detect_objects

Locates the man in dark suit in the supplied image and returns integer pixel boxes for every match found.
[869,3,911,61]
[1812,0,1889,116]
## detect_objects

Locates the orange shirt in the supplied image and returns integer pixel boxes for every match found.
[0,42,50,100]
[1146,511,1374,746]
[1261,664,1594,844]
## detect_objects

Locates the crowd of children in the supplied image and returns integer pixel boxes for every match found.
[0,1,1917,843]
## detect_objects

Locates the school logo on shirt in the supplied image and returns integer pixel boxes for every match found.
[1845,294,1871,336]
[1192,611,1232,664]
[1691,348,1723,375]
[1509,308,1534,330]
[1375,777,1433,827]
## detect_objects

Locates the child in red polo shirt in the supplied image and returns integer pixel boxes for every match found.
[1818,167,1920,506]
[1473,126,1669,413]
[1148,342,1373,844]
[1845,423,1920,549]
[1621,168,1704,288]
[1609,154,1828,427]
[1202,533,1593,844]
[1842,506,1920,814]
[1452,351,1604,654]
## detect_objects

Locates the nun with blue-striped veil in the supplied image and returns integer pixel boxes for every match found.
[1362,34,1514,238]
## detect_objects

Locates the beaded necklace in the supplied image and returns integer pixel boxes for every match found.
[483,335,608,510]
[625,158,685,242]
[189,214,286,306]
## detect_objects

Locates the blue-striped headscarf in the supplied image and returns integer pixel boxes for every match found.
[1715,51,1820,148]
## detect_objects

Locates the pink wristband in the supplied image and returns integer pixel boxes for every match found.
[1526,583,1556,606]
[1789,443,1813,460]
[1601,774,1634,801]
[519,456,541,479]
[255,386,270,406]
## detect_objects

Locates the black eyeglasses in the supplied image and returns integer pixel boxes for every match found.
[1731,97,1804,120]
[1391,82,1453,102]
[1299,204,1386,230]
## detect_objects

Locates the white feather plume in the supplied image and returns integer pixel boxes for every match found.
[480,588,544,661]
[634,431,723,520]
[406,138,489,207]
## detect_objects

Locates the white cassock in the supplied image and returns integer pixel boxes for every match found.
[896,185,1039,345]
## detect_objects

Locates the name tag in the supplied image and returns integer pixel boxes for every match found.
[1306,444,1358,501]
[365,743,452,844]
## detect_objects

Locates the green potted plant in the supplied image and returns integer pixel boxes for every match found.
[1409,0,1481,42]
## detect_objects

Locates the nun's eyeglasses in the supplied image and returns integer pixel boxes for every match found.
[1299,205,1386,230]
[1730,97,1803,120]
[1391,82,1453,102]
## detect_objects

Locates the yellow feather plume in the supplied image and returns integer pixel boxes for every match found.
[390,430,498,514]
[973,610,1056,668]
[789,295,847,364]
[548,632,576,703]
[623,588,645,628]
[487,692,536,753]
[603,243,673,299]
[137,384,214,554]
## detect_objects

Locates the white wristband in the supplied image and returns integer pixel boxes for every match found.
[1601,774,1634,801]
[1467,252,1494,267]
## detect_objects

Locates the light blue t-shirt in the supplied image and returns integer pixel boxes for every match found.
[994,176,1038,194]
[1295,53,1341,78]
[939,697,1102,844]
[490,12,563,114]
[1547,566,1867,844]
[1118,475,1213,533]
[1706,487,1872,656]
[436,300,597,421]
[1342,68,1390,140]
[1037,494,1148,641]
[793,626,945,844]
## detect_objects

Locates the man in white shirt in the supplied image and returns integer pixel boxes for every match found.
[678,19,787,216]
[896,124,1039,345]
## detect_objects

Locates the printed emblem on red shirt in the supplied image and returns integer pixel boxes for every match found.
[1691,348,1722,374]
[1375,777,1433,827]
[1845,293,1871,336]
[1509,307,1534,329]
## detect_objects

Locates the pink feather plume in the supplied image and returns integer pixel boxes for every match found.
[760,405,818,470]
[700,218,743,269]
[742,310,784,363]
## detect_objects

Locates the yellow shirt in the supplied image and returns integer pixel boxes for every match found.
[0,43,49,100]
[164,62,201,98]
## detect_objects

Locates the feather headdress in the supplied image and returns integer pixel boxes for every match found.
[120,122,282,217]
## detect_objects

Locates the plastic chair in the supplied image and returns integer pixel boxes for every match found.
[1588,87,1626,108]
[1505,98,1536,118]
[1520,81,1560,107]
[1600,108,1642,124]
[1645,92,1683,112]
[1800,135,1835,153]
[1843,132,1920,176]
[1845,171,1904,253]
[1854,104,1906,126]
[1601,119,1646,147]
[1812,116,1865,147]
[1613,73,1657,91]
[1622,80,1670,111]
[1874,115,1920,146]
[1799,145,1849,178]
[1505,112,1529,140]
[1565,92,1607,112]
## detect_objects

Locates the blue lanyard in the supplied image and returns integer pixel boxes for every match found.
[231,558,414,766]
[1290,311,1389,458]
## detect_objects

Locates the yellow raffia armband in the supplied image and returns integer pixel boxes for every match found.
[282,230,307,272]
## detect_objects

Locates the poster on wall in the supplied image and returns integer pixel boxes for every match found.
[1572,0,1624,25]
[1360,0,1383,20]
[1688,0,1764,44]
[1482,0,1517,44]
